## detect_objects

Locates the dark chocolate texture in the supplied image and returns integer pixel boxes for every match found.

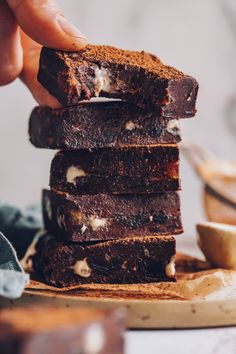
[50,145,180,195]
[43,189,183,242]
[0,307,124,354]
[33,234,176,287]
[29,101,181,150]
[38,45,198,118]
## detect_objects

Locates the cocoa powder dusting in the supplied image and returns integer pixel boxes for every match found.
[61,44,184,80]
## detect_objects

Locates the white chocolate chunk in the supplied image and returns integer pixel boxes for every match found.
[166,119,180,136]
[73,258,91,278]
[187,92,192,101]
[83,324,106,354]
[94,67,111,96]
[66,166,86,185]
[81,224,87,234]
[165,256,176,278]
[89,215,107,231]
[125,120,136,131]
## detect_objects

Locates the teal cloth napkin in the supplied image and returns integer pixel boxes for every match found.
[0,203,42,299]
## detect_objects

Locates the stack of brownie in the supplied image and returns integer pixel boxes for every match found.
[29,45,198,287]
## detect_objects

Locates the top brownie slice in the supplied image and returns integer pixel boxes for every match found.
[38,45,198,118]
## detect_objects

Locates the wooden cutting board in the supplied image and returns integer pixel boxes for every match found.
[1,288,236,329]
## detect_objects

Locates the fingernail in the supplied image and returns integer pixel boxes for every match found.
[57,15,87,40]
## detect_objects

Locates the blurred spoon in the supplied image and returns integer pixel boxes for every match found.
[181,141,236,224]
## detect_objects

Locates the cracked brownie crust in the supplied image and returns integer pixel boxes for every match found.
[38,45,198,117]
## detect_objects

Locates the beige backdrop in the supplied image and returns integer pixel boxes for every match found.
[0,0,235,237]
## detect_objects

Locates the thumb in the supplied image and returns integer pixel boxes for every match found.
[7,0,88,51]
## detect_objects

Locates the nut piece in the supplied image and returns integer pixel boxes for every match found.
[89,215,107,231]
[94,67,111,96]
[73,258,92,278]
[165,256,176,278]
[166,119,180,136]
[20,230,46,272]
[125,120,136,131]
[66,165,86,185]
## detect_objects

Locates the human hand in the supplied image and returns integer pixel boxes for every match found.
[0,0,88,107]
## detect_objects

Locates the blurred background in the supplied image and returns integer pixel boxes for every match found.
[0,0,236,240]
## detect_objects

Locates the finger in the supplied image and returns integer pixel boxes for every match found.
[7,0,88,51]
[20,32,61,108]
[0,1,22,85]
